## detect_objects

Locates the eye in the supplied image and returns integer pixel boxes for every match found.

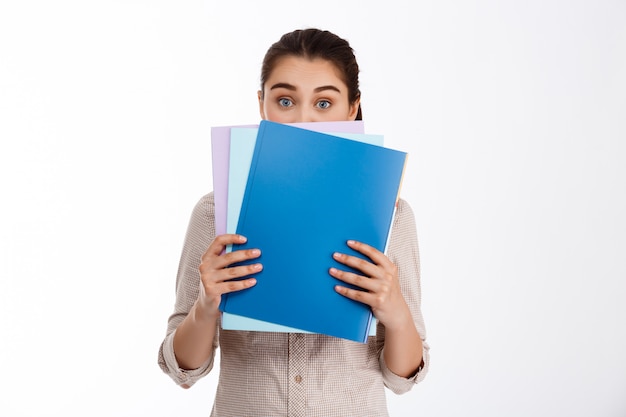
[316,100,331,110]
[278,98,293,107]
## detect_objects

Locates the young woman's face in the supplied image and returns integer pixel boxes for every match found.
[258,56,360,123]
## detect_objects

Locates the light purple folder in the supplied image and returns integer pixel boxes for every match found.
[211,124,257,237]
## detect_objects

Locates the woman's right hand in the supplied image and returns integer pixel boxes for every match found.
[196,234,262,319]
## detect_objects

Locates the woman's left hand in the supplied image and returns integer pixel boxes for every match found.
[330,240,412,330]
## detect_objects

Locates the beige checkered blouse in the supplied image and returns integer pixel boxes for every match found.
[158,193,429,416]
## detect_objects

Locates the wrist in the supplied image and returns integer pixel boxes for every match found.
[381,306,414,333]
[192,300,220,325]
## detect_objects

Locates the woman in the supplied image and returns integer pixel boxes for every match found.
[158,28,429,416]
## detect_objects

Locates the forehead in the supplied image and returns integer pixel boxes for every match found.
[264,55,346,90]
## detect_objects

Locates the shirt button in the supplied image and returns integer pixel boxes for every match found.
[294,375,302,383]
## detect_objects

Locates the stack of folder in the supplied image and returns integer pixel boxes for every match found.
[211,120,407,343]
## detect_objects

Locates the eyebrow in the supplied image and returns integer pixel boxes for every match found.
[269,83,342,94]
[269,82,296,91]
[314,85,342,94]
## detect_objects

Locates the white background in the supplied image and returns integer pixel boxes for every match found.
[1,1,625,416]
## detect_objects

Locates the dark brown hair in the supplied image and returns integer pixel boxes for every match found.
[260,28,362,120]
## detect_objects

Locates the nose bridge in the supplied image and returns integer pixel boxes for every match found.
[299,105,317,123]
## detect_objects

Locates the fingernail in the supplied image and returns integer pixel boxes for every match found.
[251,249,260,256]
[347,240,356,245]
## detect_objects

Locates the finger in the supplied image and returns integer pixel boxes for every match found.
[345,240,391,267]
[216,277,258,294]
[332,251,380,279]
[200,247,262,281]
[329,267,377,292]
[218,248,262,270]
[203,234,248,258]
[201,250,262,281]
[217,262,263,283]
[202,276,258,301]
[334,284,374,306]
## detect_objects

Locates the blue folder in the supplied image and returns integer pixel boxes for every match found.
[219,121,407,343]
[222,127,384,335]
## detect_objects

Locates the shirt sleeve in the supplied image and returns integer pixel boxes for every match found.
[157,193,219,388]
[378,198,431,394]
